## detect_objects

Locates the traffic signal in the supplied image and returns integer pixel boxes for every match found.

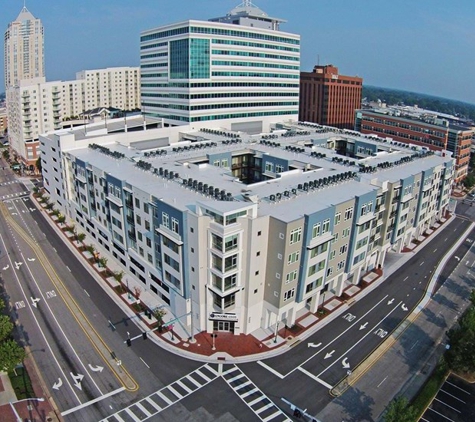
[126,338,131,347]
[142,332,147,340]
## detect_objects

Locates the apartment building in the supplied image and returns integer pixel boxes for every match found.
[6,68,141,167]
[140,1,300,132]
[4,6,44,89]
[39,119,454,336]
[355,108,473,182]
[300,65,363,129]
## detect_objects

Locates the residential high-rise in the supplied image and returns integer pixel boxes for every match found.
[299,65,362,129]
[4,6,45,89]
[6,67,141,169]
[140,1,300,132]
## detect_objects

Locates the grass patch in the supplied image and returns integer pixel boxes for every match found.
[411,357,449,418]
[8,365,34,400]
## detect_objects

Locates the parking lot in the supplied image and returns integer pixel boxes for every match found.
[420,374,475,422]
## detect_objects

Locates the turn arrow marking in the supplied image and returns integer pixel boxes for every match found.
[27,258,36,262]
[52,378,62,390]
[359,322,368,330]
[324,350,335,359]
[70,372,84,390]
[88,364,104,372]
[342,357,350,369]
[401,304,408,311]
[30,297,40,308]
[387,298,394,305]
[2,265,9,270]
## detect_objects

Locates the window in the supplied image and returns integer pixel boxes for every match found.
[289,227,302,244]
[144,203,149,214]
[322,219,330,234]
[361,202,373,216]
[334,213,341,226]
[162,212,169,228]
[308,260,325,277]
[286,270,297,284]
[171,217,179,233]
[330,250,336,260]
[135,198,140,208]
[225,234,238,252]
[337,260,345,270]
[344,207,353,221]
[312,223,321,238]
[305,277,323,293]
[265,162,274,172]
[339,244,347,255]
[283,288,295,302]
[342,228,350,238]
[287,251,300,265]
[224,254,238,272]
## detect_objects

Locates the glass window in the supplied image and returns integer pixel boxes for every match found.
[289,227,302,244]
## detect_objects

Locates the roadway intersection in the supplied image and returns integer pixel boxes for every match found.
[0,160,473,421]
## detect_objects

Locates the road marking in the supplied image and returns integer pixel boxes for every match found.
[15,301,25,309]
[403,276,408,281]
[46,290,57,299]
[88,364,104,373]
[433,248,437,252]
[434,398,461,413]
[317,301,403,379]
[52,378,63,390]
[66,266,71,272]
[420,261,424,266]
[297,367,333,389]
[62,387,126,416]
[445,380,471,394]
[140,357,150,369]
[440,388,466,403]
[256,361,285,378]
[377,376,388,388]
[410,340,419,351]
[343,313,356,322]
[427,407,456,421]
[84,289,90,297]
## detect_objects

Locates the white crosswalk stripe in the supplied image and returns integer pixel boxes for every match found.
[222,365,291,422]
[100,364,219,422]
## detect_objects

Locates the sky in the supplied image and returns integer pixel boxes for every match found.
[2,0,474,104]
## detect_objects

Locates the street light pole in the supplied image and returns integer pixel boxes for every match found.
[9,398,45,422]
[274,320,280,343]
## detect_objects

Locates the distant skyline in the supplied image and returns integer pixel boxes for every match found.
[2,0,474,104]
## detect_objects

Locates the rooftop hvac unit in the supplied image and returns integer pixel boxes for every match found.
[291,188,297,195]
[270,194,276,201]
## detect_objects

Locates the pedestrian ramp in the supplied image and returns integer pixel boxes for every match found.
[222,365,291,422]
[101,363,219,422]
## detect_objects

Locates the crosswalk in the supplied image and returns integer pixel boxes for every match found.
[1,191,30,200]
[101,364,220,422]
[101,364,291,422]
[222,365,291,422]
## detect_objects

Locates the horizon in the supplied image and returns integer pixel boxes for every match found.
[1,1,474,104]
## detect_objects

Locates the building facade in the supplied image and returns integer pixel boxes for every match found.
[299,65,362,129]
[4,6,44,89]
[0,107,7,136]
[140,2,300,132]
[39,119,454,337]
[6,68,140,167]
[355,108,473,182]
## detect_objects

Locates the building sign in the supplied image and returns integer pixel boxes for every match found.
[209,312,238,322]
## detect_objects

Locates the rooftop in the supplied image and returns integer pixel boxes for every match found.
[58,119,453,223]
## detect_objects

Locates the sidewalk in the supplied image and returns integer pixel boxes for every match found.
[0,352,61,421]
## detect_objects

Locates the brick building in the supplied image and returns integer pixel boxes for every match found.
[355,108,473,182]
[299,65,362,129]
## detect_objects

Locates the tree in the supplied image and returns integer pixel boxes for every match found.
[98,257,108,268]
[76,232,86,243]
[152,307,167,330]
[446,307,475,373]
[383,396,418,422]
[0,340,26,372]
[0,315,14,342]
[114,270,124,283]
[35,156,42,173]
[57,215,66,224]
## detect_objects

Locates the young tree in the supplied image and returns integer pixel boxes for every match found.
[152,307,167,330]
[384,396,418,422]
[114,270,124,283]
[98,257,108,268]
[77,232,86,244]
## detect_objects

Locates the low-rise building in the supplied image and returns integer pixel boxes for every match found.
[39,119,454,336]
[355,107,474,182]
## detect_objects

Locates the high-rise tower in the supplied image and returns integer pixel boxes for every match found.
[140,1,300,133]
[4,5,45,89]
